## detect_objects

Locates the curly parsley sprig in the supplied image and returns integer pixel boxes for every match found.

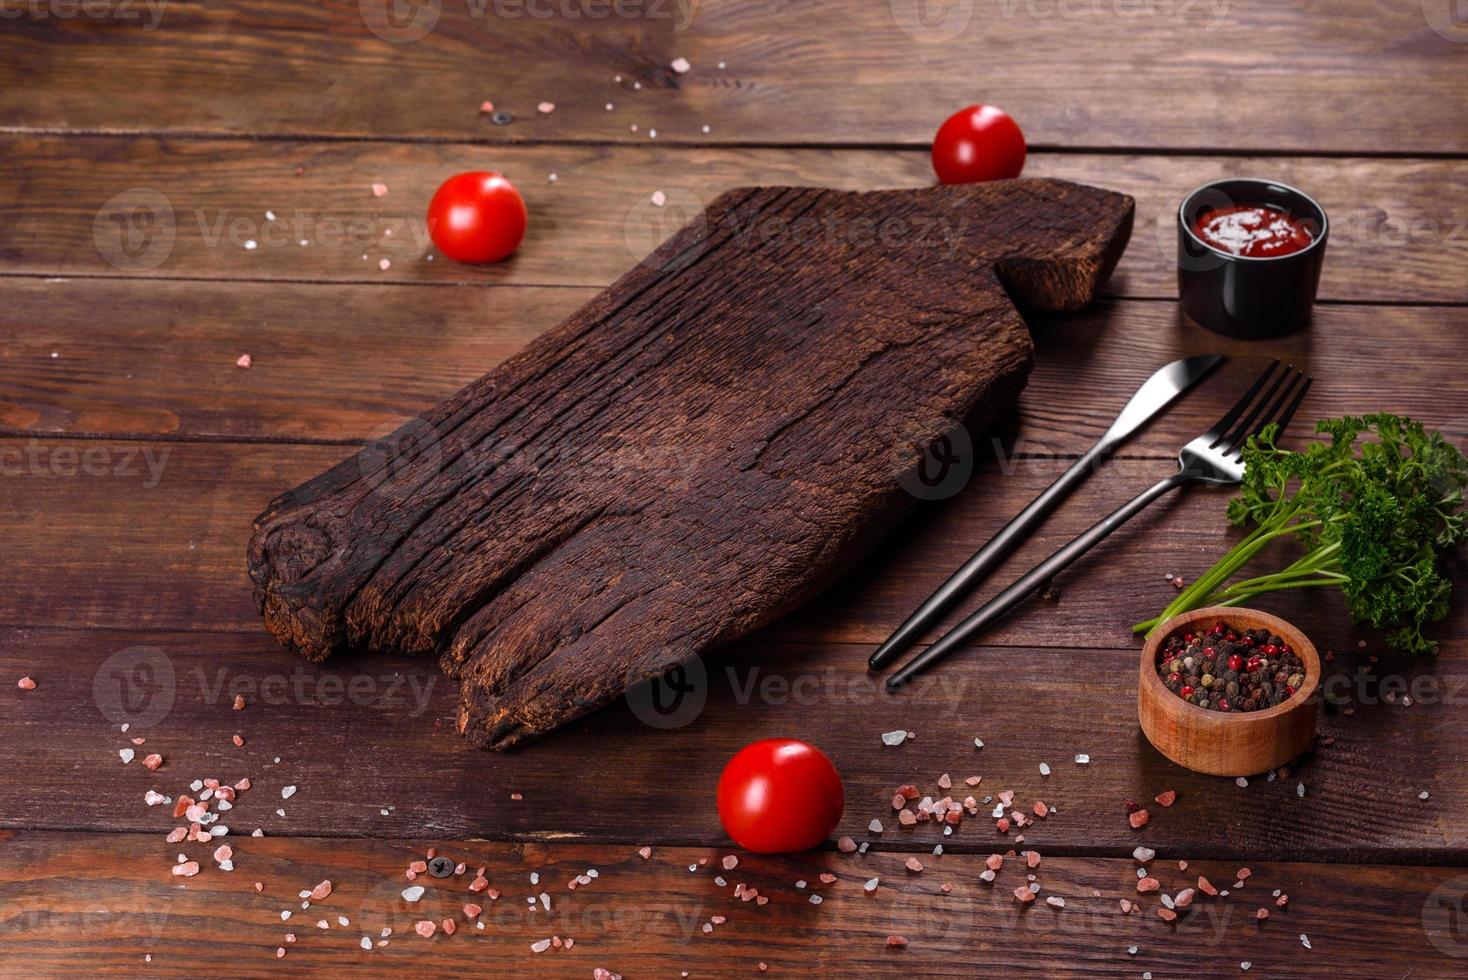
[1134,414,1467,653]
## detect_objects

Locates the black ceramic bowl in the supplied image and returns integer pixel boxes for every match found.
[1177,178,1328,339]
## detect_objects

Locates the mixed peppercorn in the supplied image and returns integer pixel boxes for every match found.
[1157,621,1306,712]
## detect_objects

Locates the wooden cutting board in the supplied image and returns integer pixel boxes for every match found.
[247,178,1134,748]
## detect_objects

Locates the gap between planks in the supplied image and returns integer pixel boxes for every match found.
[5,126,1468,161]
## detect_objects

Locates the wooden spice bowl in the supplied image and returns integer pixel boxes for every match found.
[1138,606,1320,777]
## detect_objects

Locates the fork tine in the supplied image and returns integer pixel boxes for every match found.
[1203,359,1278,444]
[1271,374,1312,440]
[1215,362,1285,448]
[1220,365,1298,453]
[1224,369,1313,457]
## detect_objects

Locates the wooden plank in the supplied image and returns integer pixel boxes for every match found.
[3,1,1466,153]
[1,832,1462,976]
[2,439,1464,650]
[3,279,1467,451]
[3,137,1465,302]
[1,623,1460,859]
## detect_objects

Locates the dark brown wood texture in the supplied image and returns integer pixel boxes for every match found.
[3,1,1466,152]
[4,0,1467,973]
[3,139,1463,302]
[5,832,1463,977]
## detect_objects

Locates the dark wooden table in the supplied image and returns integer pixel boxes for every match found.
[3,2,1467,975]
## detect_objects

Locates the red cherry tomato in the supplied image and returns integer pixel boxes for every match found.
[716,738,843,853]
[427,171,527,264]
[931,105,1027,184]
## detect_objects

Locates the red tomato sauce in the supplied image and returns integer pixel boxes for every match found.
[1191,205,1316,258]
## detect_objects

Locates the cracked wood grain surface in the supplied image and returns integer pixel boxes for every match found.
[247,179,1133,748]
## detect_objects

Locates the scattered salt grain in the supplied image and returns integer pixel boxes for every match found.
[1039,763,1051,776]
[651,191,667,207]
[530,939,552,953]
[1074,754,1090,765]
[243,240,258,251]
[537,102,555,114]
[864,877,879,893]
[1046,896,1065,909]
[119,748,135,764]
[670,57,691,73]
[360,937,373,951]
[1236,777,1249,788]
[371,183,388,197]
[281,786,297,800]
[379,258,391,271]
[1133,846,1155,863]
[402,886,425,902]
[1420,790,1431,801]
[1301,934,1312,950]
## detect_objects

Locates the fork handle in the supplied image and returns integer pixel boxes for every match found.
[868,443,1110,670]
[885,472,1188,690]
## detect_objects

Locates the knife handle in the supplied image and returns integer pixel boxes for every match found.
[884,472,1187,690]
[867,440,1108,670]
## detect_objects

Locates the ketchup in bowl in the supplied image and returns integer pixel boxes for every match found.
[1177,178,1328,338]
[1191,204,1316,259]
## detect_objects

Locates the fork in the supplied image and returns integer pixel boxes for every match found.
[883,360,1312,691]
